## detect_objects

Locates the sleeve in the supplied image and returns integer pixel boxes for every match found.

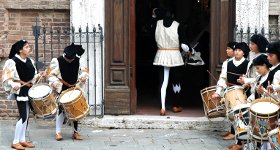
[178,23,192,53]
[215,60,228,96]
[77,64,89,89]
[47,58,63,93]
[244,62,259,84]
[272,70,280,92]
[2,59,21,94]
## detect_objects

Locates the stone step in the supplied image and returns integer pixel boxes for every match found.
[80,115,231,131]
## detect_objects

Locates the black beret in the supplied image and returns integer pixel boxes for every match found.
[154,8,166,20]
[227,42,237,50]
[75,44,85,57]
[250,34,269,53]
[234,42,250,58]
[9,40,28,59]
[266,41,280,61]
[64,43,85,59]
[252,54,272,68]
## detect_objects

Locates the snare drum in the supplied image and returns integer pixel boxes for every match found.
[227,104,250,122]
[233,109,250,141]
[250,99,280,141]
[28,84,57,118]
[268,127,280,150]
[200,86,226,118]
[58,87,89,121]
[224,85,247,111]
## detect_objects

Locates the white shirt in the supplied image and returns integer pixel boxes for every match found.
[215,57,248,96]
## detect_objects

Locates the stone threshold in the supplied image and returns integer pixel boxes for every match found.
[81,115,231,131]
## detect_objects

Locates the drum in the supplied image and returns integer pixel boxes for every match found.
[28,84,57,118]
[227,104,250,122]
[200,86,226,118]
[224,85,247,111]
[233,109,250,141]
[250,99,280,141]
[58,87,89,121]
[268,127,280,150]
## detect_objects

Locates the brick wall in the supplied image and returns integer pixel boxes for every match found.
[0,0,70,118]
[0,100,18,118]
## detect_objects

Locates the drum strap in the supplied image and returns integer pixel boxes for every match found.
[13,80,33,87]
[58,78,78,87]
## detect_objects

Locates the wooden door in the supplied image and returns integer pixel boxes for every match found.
[210,0,235,85]
[104,0,136,114]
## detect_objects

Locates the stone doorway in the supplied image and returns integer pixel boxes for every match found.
[135,0,210,116]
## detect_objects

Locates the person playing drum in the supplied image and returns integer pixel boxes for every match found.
[249,54,272,100]
[48,43,89,141]
[265,41,280,99]
[2,40,46,150]
[246,54,272,150]
[211,42,250,150]
[237,34,269,102]
[210,41,236,139]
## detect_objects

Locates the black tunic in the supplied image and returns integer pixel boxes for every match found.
[12,57,35,97]
[57,56,80,91]
[227,59,249,85]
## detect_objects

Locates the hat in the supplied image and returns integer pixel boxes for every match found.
[8,40,28,59]
[154,8,166,20]
[64,43,85,59]
[252,54,272,68]
[75,44,85,57]
[227,42,237,50]
[250,34,269,53]
[234,42,250,58]
[266,41,280,61]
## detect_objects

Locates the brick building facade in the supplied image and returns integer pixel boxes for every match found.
[0,0,70,118]
[1,0,280,118]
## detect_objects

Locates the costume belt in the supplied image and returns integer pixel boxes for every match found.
[58,78,78,87]
[158,47,179,50]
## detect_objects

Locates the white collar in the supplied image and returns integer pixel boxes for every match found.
[270,63,280,71]
[15,54,27,63]
[231,57,245,67]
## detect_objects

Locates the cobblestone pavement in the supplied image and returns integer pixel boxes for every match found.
[0,120,233,150]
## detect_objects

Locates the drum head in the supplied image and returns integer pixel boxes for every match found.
[29,84,51,99]
[60,89,81,103]
[251,101,279,115]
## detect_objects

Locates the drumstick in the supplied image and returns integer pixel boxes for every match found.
[268,81,271,94]
[19,81,32,88]
[227,71,243,76]
[36,68,49,84]
[206,70,217,82]
[68,80,82,97]
[262,90,278,102]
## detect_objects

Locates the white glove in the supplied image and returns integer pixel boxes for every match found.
[181,43,189,52]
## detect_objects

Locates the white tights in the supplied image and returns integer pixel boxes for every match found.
[56,112,65,134]
[160,67,170,110]
[13,102,29,144]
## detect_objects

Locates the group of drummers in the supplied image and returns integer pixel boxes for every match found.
[201,34,280,150]
[2,40,89,150]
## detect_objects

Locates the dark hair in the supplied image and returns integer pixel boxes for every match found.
[253,54,272,68]
[234,42,250,58]
[266,41,280,61]
[9,40,28,59]
[250,34,269,53]
[227,42,237,50]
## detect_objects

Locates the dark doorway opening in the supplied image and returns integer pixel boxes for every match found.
[135,0,210,116]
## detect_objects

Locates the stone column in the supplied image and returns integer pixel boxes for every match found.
[70,0,105,114]
[236,0,269,33]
